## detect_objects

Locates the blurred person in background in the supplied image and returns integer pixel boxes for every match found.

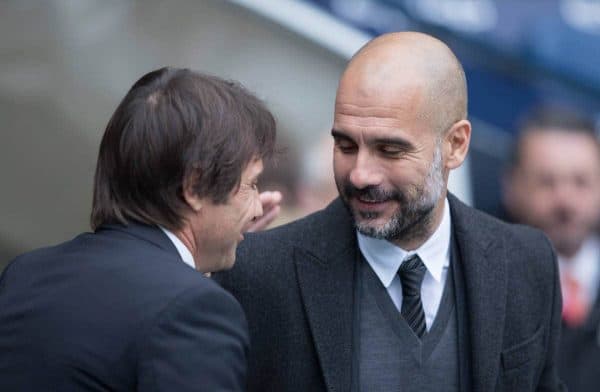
[296,135,339,215]
[261,134,339,227]
[0,67,277,391]
[217,32,564,392]
[254,133,302,226]
[503,105,600,392]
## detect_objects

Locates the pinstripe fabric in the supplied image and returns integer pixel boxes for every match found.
[398,254,427,338]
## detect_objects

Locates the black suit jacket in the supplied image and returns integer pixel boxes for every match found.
[216,194,564,391]
[558,290,600,391]
[0,223,249,391]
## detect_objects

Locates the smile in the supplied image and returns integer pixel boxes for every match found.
[353,197,391,211]
[357,196,386,204]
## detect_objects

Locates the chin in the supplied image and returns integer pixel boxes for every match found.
[220,251,237,271]
[204,253,236,273]
[220,261,236,271]
[356,215,392,229]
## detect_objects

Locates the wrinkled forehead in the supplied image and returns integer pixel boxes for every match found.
[335,68,433,133]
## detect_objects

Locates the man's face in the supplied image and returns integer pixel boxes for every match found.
[332,77,447,243]
[507,130,600,256]
[191,158,264,272]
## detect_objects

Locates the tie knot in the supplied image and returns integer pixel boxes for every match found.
[398,254,427,297]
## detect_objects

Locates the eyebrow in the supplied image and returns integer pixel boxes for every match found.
[331,129,353,142]
[331,128,414,150]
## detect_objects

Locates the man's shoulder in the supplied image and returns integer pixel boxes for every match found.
[2,229,227,307]
[216,199,354,286]
[449,194,555,270]
[242,198,354,251]
[449,194,550,245]
[0,230,243,356]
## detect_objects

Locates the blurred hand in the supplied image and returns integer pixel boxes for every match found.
[245,191,282,232]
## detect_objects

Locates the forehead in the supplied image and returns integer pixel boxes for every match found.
[337,66,426,107]
[520,130,600,171]
[333,81,434,143]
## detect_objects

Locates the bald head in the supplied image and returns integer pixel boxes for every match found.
[332,32,471,249]
[338,32,467,134]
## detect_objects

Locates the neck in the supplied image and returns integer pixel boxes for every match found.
[172,225,199,269]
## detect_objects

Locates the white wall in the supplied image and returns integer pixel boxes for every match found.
[0,0,347,265]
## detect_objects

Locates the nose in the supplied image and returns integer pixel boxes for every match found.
[548,179,579,217]
[349,151,382,189]
[554,179,578,206]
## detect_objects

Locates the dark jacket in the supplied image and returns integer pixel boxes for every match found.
[0,223,249,391]
[216,194,564,391]
[558,292,600,391]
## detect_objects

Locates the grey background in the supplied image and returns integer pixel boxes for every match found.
[0,0,347,268]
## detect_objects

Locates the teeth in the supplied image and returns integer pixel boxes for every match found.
[358,198,380,203]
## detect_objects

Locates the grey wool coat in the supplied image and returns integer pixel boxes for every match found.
[216,194,565,392]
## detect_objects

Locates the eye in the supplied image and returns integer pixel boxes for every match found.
[378,145,403,156]
[573,174,591,190]
[535,174,555,190]
[335,139,357,154]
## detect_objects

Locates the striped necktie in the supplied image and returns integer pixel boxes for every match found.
[398,254,428,338]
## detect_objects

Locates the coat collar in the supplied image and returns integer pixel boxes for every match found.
[96,221,180,259]
[448,193,507,392]
[293,199,357,392]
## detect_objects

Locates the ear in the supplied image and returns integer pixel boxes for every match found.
[183,175,203,212]
[444,119,471,170]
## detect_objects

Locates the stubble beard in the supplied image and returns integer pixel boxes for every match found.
[341,143,445,243]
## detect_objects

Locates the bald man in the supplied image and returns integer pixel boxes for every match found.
[216,32,564,391]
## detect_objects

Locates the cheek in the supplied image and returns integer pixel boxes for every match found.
[388,166,423,189]
[521,183,551,207]
[528,195,552,214]
[574,197,600,221]
[237,192,260,222]
[333,153,354,177]
[247,195,260,219]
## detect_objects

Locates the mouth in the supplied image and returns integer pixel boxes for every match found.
[342,183,398,212]
[352,196,391,211]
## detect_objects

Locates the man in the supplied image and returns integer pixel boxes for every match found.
[216,32,564,391]
[503,106,600,391]
[0,67,276,390]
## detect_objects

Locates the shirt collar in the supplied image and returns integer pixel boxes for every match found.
[159,226,196,270]
[558,235,600,288]
[357,198,451,288]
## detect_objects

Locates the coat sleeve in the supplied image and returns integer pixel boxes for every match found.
[137,284,249,391]
[536,237,566,392]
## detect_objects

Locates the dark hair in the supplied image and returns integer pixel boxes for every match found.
[507,104,598,170]
[91,67,276,230]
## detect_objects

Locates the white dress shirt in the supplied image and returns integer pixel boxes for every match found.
[558,235,600,308]
[357,198,451,331]
[159,226,196,270]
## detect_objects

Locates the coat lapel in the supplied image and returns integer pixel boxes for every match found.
[449,194,507,392]
[294,200,357,392]
[581,281,600,333]
[294,196,508,391]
